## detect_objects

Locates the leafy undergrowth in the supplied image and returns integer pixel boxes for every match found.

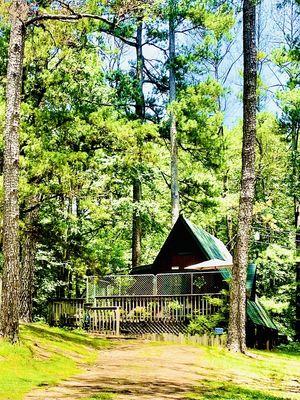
[0,323,110,400]
[185,344,300,400]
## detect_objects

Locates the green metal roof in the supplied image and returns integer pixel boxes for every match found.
[247,300,277,330]
[184,217,231,261]
[220,264,256,295]
[246,264,256,292]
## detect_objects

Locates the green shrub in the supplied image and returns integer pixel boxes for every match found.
[276,341,300,354]
[187,294,228,335]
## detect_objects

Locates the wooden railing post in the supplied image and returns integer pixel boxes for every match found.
[116,306,120,336]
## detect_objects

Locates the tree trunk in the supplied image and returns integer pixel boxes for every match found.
[227,0,257,353]
[291,92,300,340]
[132,178,142,268]
[132,21,144,269]
[1,0,28,343]
[295,200,300,340]
[169,0,180,226]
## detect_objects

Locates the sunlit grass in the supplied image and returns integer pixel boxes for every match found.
[146,341,299,400]
[0,323,110,400]
[186,381,289,400]
[1,327,299,400]
[185,344,300,399]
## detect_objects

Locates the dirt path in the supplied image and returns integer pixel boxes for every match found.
[25,340,300,400]
[25,340,204,400]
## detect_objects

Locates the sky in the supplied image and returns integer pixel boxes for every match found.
[220,0,287,127]
[100,0,297,128]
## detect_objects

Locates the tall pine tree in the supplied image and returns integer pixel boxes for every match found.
[228,0,257,353]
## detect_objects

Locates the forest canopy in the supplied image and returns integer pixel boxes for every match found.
[0,0,299,339]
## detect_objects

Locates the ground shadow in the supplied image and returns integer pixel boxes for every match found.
[60,376,196,399]
[187,380,292,400]
[22,324,111,349]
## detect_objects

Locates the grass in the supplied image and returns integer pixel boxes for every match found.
[0,323,111,400]
[186,381,290,399]
[1,328,299,400]
[184,344,300,400]
[85,394,116,400]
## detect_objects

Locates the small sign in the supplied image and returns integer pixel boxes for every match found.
[214,327,224,335]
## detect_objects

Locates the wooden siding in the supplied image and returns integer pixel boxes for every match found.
[152,218,207,273]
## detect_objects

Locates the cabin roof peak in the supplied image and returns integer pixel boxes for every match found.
[152,214,232,266]
[132,215,232,274]
[178,215,231,262]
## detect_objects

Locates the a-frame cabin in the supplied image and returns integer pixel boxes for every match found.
[131,215,278,348]
[133,214,232,275]
[50,215,278,348]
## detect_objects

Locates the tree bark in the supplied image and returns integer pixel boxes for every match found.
[132,21,144,269]
[295,200,300,341]
[132,178,142,268]
[291,86,300,340]
[227,0,257,353]
[0,0,28,343]
[291,109,300,341]
[169,0,180,226]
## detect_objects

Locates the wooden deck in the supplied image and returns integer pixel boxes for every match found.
[49,298,85,327]
[94,294,221,321]
[49,293,222,335]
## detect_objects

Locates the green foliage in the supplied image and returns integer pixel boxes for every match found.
[173,78,224,168]
[187,294,228,335]
[276,341,300,355]
[0,0,297,336]
[187,314,224,336]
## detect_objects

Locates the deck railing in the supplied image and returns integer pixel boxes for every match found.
[49,293,223,334]
[85,306,120,335]
[94,293,221,323]
[49,298,85,327]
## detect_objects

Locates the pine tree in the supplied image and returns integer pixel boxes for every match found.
[1,0,28,343]
[169,0,180,225]
[132,20,145,268]
[228,0,257,353]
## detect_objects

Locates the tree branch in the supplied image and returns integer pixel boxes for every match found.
[26,13,136,47]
